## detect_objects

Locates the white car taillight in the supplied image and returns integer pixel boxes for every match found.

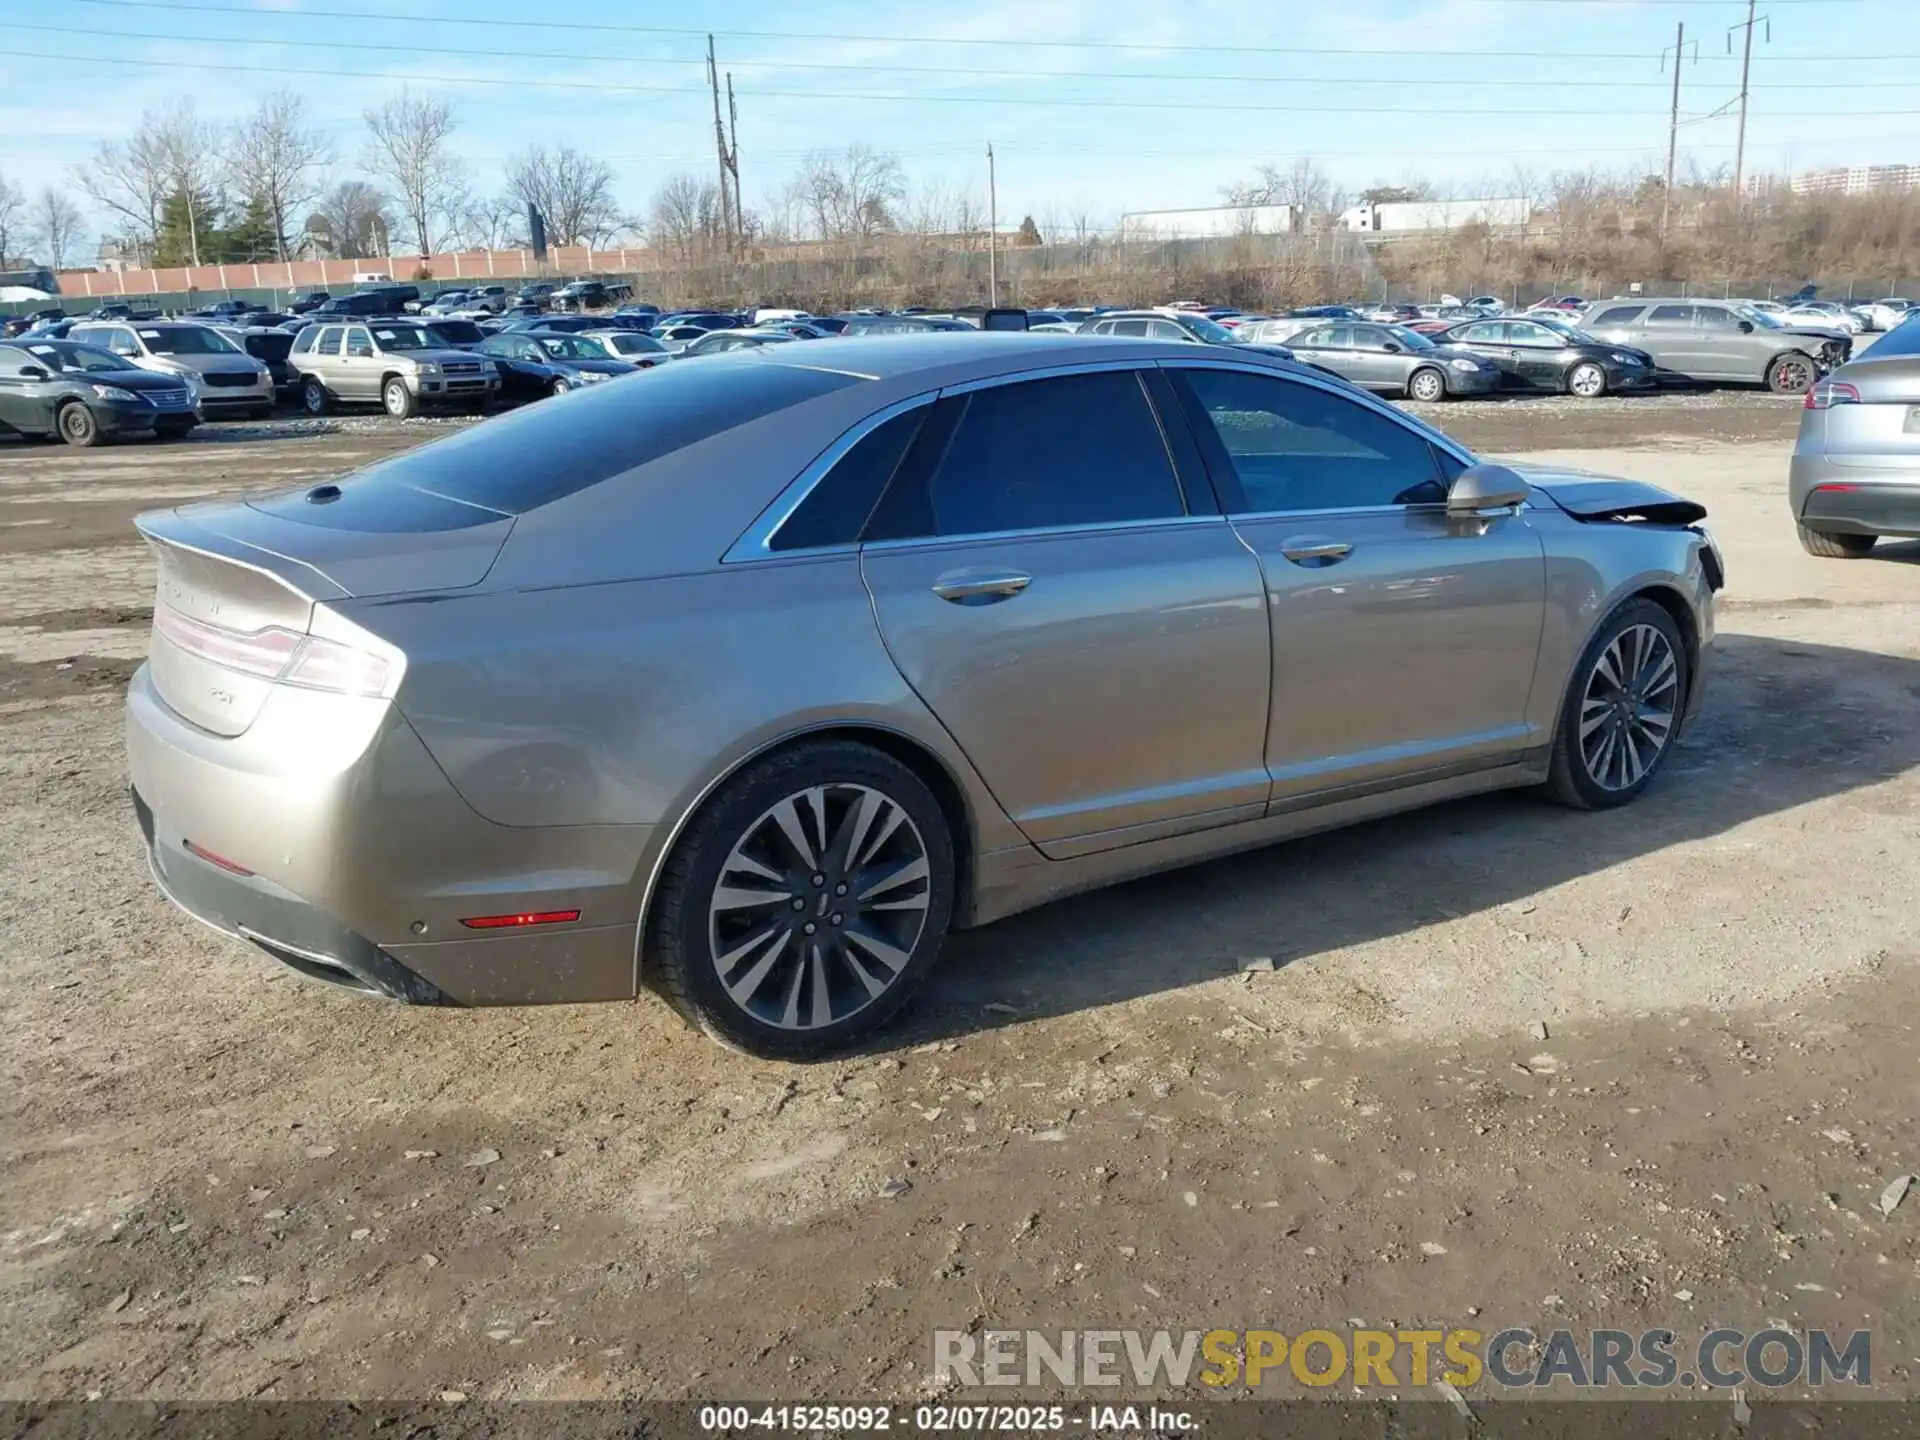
[153,606,400,698]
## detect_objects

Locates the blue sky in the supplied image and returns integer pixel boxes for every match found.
[3,0,1918,248]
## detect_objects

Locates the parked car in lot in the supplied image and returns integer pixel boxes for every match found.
[1077,309,1256,346]
[421,318,487,350]
[1582,298,1848,393]
[680,329,799,357]
[421,289,472,316]
[515,282,558,308]
[67,321,274,418]
[455,285,511,315]
[1435,316,1657,397]
[222,325,302,400]
[196,299,265,320]
[553,280,613,311]
[123,333,1720,1056]
[1283,321,1502,400]
[475,330,637,401]
[577,329,674,366]
[1789,315,1920,557]
[290,320,499,418]
[1780,301,1863,336]
[835,315,974,336]
[0,339,199,445]
[288,290,331,314]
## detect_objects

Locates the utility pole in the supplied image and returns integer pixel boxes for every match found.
[1660,21,1690,244]
[1728,0,1770,198]
[707,34,735,248]
[986,142,998,306]
[726,73,743,247]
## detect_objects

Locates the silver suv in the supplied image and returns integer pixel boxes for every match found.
[290,320,499,418]
[1582,298,1849,394]
[66,321,273,419]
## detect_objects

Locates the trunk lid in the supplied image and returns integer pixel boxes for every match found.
[136,486,511,736]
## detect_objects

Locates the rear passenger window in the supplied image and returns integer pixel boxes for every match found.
[868,371,1185,540]
[1110,319,1151,337]
[770,406,928,552]
[1589,306,1645,327]
[1647,305,1694,325]
[1173,368,1447,513]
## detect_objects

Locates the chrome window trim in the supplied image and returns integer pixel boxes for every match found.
[860,513,1228,554]
[1154,354,1477,471]
[722,392,937,563]
[936,357,1163,396]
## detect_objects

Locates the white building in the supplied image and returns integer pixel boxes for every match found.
[1789,164,1920,196]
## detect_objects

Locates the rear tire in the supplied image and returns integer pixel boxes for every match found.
[57,402,101,448]
[1406,367,1446,402]
[1767,352,1817,395]
[1796,524,1876,558]
[646,741,956,1060]
[1543,598,1689,811]
[382,378,416,419]
[301,377,330,416]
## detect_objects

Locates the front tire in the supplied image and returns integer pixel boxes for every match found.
[1544,598,1689,810]
[1406,367,1446,403]
[1767,352,1817,395]
[57,401,101,448]
[647,741,956,1059]
[301,377,330,416]
[382,378,416,419]
[1796,523,1876,558]
[1567,361,1607,398]
[549,377,572,397]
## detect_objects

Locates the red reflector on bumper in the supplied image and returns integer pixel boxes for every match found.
[1814,483,1863,492]
[459,909,581,930]
[184,840,255,876]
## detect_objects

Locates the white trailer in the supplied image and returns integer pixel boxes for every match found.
[1339,198,1531,233]
[1119,204,1297,241]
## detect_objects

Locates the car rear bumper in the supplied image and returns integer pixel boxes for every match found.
[125,662,649,1005]
[1790,456,1920,537]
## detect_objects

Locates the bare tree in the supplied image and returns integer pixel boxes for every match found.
[0,169,23,266]
[792,144,905,241]
[30,187,85,269]
[363,90,464,255]
[307,179,393,259]
[463,194,526,251]
[77,112,173,265]
[505,146,619,248]
[225,91,330,261]
[150,103,224,267]
[646,174,722,262]
[1223,158,1340,219]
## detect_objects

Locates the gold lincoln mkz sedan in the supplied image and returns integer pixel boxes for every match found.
[127,333,1722,1058]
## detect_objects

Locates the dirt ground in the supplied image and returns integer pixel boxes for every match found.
[3,389,1919,1414]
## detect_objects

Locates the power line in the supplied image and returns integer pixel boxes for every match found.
[8,18,1916,89]
[9,43,1918,117]
[23,0,1790,61]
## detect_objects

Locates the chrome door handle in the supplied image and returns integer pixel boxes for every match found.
[931,570,1032,603]
[1279,540,1352,565]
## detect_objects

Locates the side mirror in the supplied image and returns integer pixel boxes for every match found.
[1382,342,1402,353]
[18,365,48,380]
[1447,462,1530,516]
[1738,320,1754,333]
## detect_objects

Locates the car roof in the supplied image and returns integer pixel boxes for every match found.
[745,330,1315,384]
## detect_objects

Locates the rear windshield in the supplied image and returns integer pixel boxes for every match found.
[253,358,862,526]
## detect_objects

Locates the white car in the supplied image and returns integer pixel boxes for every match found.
[1780,303,1862,335]
[1852,299,1910,332]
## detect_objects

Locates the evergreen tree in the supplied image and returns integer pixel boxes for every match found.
[153,186,223,267]
[220,193,281,262]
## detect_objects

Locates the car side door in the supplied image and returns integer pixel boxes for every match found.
[0,346,56,433]
[1503,320,1569,389]
[857,367,1274,859]
[1632,304,1700,373]
[1691,304,1762,381]
[1453,320,1518,381]
[1295,324,1367,383]
[1165,363,1547,804]
[1344,324,1406,390]
[336,325,378,401]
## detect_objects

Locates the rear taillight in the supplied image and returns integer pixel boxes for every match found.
[1804,379,1859,410]
[153,606,399,698]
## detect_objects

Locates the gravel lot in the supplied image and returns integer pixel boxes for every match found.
[4,389,1919,1410]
